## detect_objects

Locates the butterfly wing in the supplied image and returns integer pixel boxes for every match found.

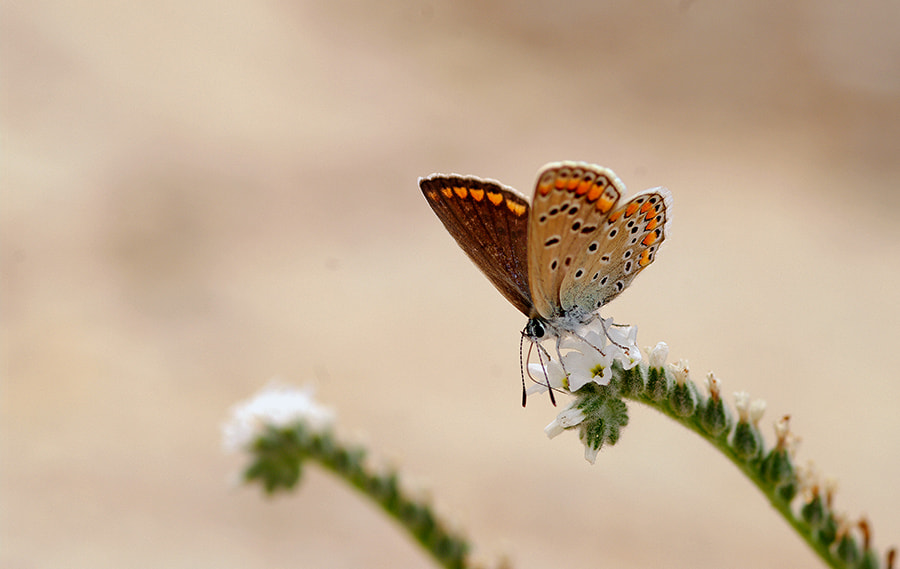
[420,174,534,316]
[527,162,671,319]
[560,186,671,312]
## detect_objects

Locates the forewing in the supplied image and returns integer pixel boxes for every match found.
[527,162,624,319]
[420,174,534,316]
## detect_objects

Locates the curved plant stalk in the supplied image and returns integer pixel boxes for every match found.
[551,350,894,569]
[224,366,895,569]
[223,384,471,569]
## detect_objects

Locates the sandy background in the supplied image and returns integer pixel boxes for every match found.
[3,1,899,568]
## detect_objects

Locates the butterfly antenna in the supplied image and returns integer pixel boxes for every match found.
[519,331,528,407]
[533,340,557,407]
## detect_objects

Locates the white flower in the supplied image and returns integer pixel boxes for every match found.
[222,381,333,452]
[796,460,821,501]
[604,323,640,368]
[615,344,642,370]
[647,342,669,368]
[774,414,790,442]
[562,341,613,391]
[526,359,567,394]
[668,359,690,386]
[705,371,722,399]
[544,404,586,438]
[734,391,751,421]
[606,322,638,351]
[560,328,606,351]
[749,398,766,425]
[584,443,601,465]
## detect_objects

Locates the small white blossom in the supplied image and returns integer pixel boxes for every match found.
[222,381,333,452]
[796,460,821,501]
[560,327,606,351]
[734,391,751,421]
[604,324,640,369]
[562,341,613,391]
[647,342,669,368]
[584,443,601,465]
[774,414,790,442]
[616,345,642,370]
[749,398,766,425]
[668,359,690,386]
[606,323,638,351]
[544,404,586,438]
[705,372,722,399]
[526,359,567,394]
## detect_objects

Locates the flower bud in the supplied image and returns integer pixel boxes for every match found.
[836,531,861,566]
[731,420,762,460]
[616,363,645,397]
[645,366,669,401]
[669,379,698,417]
[700,374,730,436]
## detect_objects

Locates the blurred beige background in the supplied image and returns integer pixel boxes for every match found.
[3,1,898,568]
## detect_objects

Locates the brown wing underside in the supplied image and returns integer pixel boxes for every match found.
[420,174,533,317]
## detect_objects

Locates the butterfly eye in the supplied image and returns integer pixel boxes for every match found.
[526,319,545,338]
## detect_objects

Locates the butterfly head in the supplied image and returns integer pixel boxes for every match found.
[524,317,547,340]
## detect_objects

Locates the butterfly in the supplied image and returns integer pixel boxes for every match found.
[420,162,671,401]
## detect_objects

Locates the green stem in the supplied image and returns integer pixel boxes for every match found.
[624,390,844,569]
[250,426,472,569]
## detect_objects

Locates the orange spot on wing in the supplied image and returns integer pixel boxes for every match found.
[486,191,504,205]
[645,207,659,221]
[640,201,653,214]
[470,188,484,201]
[586,184,603,201]
[538,179,554,196]
[554,175,567,190]
[566,177,580,191]
[441,187,453,198]
[645,218,658,231]
[453,186,468,199]
[642,231,659,246]
[596,188,618,214]
[576,180,592,195]
[607,210,623,223]
[625,202,640,217]
[639,249,652,267]
[596,194,614,213]
[506,200,527,216]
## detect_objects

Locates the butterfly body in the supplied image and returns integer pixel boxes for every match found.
[420,162,671,340]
